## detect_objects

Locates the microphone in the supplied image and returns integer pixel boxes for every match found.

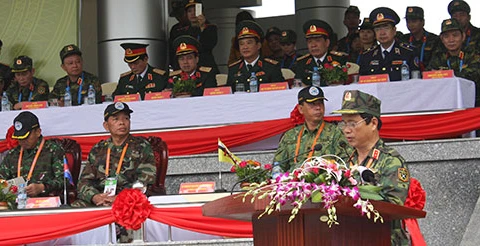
[357,166,376,184]
[339,141,350,157]
[229,144,323,194]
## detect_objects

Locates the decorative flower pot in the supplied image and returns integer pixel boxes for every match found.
[0,201,9,210]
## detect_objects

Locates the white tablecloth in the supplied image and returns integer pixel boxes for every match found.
[0,78,475,138]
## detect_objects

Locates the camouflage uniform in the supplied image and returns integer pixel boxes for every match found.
[169,67,217,96]
[0,136,65,196]
[294,52,348,86]
[274,122,352,172]
[50,71,102,105]
[6,78,50,105]
[227,57,284,92]
[74,134,156,207]
[113,65,170,100]
[0,62,12,92]
[401,31,440,71]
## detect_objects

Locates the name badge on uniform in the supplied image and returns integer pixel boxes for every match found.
[392,60,403,65]
[370,60,379,66]
[104,177,117,196]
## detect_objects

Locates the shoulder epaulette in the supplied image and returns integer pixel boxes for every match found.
[296,53,311,62]
[399,42,414,51]
[228,59,242,68]
[264,58,279,65]
[363,45,378,54]
[169,70,182,77]
[199,66,212,73]
[330,51,348,57]
[153,68,166,76]
[120,71,132,77]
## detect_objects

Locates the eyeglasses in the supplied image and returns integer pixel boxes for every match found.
[338,118,367,130]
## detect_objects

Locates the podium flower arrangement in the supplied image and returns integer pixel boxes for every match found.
[169,72,197,97]
[242,156,383,227]
[230,160,272,185]
[321,62,349,86]
[0,179,17,210]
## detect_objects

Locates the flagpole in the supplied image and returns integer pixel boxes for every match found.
[63,178,67,205]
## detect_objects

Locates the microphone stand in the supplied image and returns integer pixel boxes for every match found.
[215,170,226,192]
[60,178,70,208]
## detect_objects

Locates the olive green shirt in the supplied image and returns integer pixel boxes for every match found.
[50,71,102,106]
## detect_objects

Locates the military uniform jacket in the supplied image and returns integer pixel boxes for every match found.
[0,136,65,195]
[280,52,300,71]
[226,57,284,92]
[113,65,169,100]
[76,135,156,206]
[465,24,480,50]
[337,32,357,54]
[294,52,348,86]
[273,122,352,172]
[347,139,410,245]
[359,42,419,81]
[0,62,12,91]
[50,71,102,106]
[6,77,49,105]
[169,66,217,97]
[402,30,440,71]
[426,50,480,106]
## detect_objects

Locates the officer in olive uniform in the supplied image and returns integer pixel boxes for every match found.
[170,35,217,96]
[427,19,480,106]
[227,20,285,93]
[294,19,348,86]
[0,39,13,94]
[448,0,480,49]
[402,7,440,71]
[279,30,299,70]
[358,7,419,81]
[0,111,65,197]
[50,44,103,105]
[6,56,49,110]
[337,6,361,54]
[332,90,410,245]
[113,43,169,100]
[265,27,284,62]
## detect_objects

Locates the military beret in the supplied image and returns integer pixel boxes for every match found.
[441,18,463,34]
[60,44,82,62]
[359,18,373,30]
[236,20,264,41]
[448,0,470,15]
[369,7,400,27]
[173,35,200,56]
[104,102,133,121]
[298,86,328,104]
[12,55,33,73]
[266,27,282,39]
[303,19,333,39]
[332,90,381,118]
[405,6,424,20]
[120,43,149,63]
[12,111,40,140]
[280,30,297,44]
[345,6,360,16]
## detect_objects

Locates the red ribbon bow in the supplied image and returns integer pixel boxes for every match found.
[112,188,153,230]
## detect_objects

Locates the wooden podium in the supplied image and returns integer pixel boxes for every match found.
[202,194,426,246]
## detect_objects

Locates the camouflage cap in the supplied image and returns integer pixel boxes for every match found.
[405,6,424,20]
[369,7,400,27]
[298,86,328,104]
[60,44,82,62]
[280,29,297,44]
[441,18,462,34]
[104,102,133,121]
[359,18,373,30]
[332,90,381,117]
[345,6,360,16]
[448,0,470,15]
[11,56,33,73]
[12,111,40,140]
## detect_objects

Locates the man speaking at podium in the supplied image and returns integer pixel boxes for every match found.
[332,90,410,245]
[273,86,351,172]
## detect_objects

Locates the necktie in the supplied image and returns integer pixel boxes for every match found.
[316,59,321,67]
[137,75,142,83]
[247,64,253,71]
[383,50,389,59]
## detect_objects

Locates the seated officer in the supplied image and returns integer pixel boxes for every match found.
[279,29,299,70]
[6,56,49,110]
[113,43,169,100]
[170,35,217,96]
[332,90,410,245]
[427,19,480,106]
[50,44,103,106]
[274,86,352,172]
[226,20,284,93]
[74,102,156,208]
[0,111,64,197]
[294,19,348,86]
[358,7,419,81]
[448,0,480,49]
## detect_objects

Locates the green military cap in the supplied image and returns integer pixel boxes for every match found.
[332,90,381,118]
[266,26,281,39]
[236,20,264,41]
[405,6,424,20]
[185,0,201,9]
[170,0,187,16]
[298,86,328,104]
[441,18,463,34]
[280,30,297,44]
[345,6,360,16]
[60,44,82,62]
[369,7,400,27]
[448,0,470,15]
[303,19,333,39]
[11,55,33,73]
[104,102,133,121]
[12,111,40,140]
[120,43,149,63]
[360,18,373,30]
[173,35,200,56]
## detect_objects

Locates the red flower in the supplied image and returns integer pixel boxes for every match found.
[311,167,320,175]
[239,161,247,168]
[344,169,351,178]
[9,185,18,194]
[264,164,272,170]
[230,166,236,172]
[342,67,348,73]
[323,63,333,69]
[180,72,189,81]
[112,189,153,230]
[191,75,197,80]
[168,78,174,84]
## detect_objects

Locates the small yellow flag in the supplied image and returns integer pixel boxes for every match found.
[218,138,241,165]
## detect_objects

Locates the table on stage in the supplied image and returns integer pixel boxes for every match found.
[0,77,475,138]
